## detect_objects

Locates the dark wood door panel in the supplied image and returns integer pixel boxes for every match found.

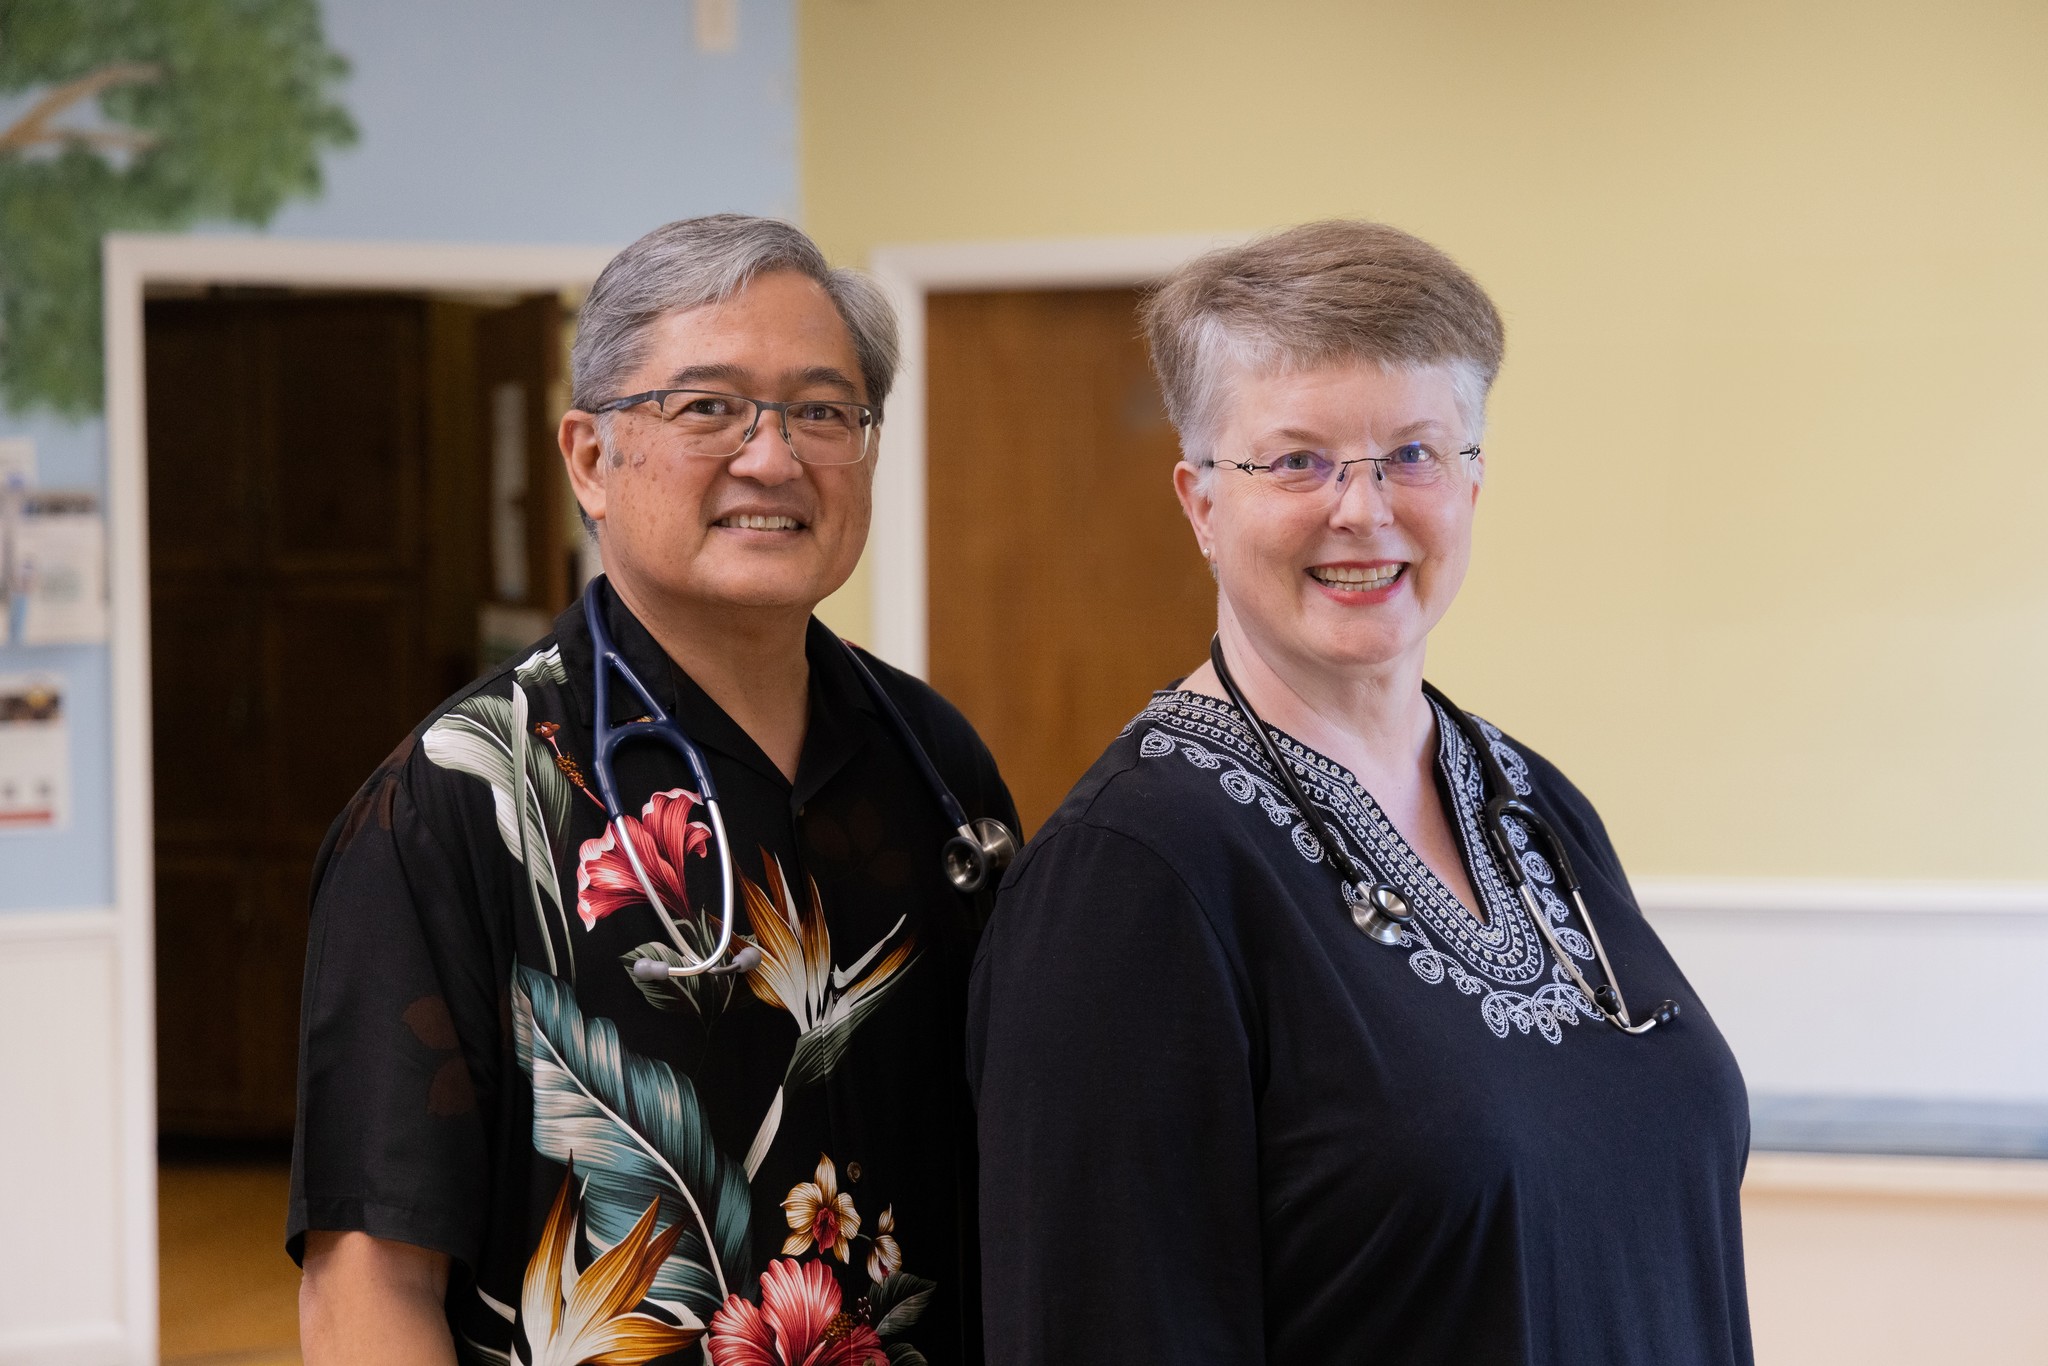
[926,289,1216,834]
[262,583,421,841]
[261,300,426,574]
[144,300,259,576]
[150,583,261,836]
[155,855,259,1129]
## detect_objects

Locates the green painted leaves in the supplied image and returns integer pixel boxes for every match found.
[513,964,753,1319]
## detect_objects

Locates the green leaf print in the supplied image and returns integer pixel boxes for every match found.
[423,682,574,973]
[513,964,753,1320]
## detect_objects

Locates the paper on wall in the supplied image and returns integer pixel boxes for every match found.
[0,674,68,833]
[5,490,107,646]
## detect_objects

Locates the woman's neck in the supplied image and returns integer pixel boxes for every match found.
[1189,603,1437,791]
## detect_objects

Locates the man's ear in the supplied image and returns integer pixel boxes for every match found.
[560,410,607,525]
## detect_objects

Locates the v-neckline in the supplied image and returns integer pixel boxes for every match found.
[1171,687,1503,933]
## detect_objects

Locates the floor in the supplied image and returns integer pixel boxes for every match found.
[159,1159,301,1365]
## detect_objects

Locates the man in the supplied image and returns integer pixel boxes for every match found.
[292,215,1015,1365]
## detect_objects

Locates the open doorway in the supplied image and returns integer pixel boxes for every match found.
[142,283,576,1362]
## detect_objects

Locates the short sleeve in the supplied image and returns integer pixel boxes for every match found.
[287,758,507,1271]
[967,822,1265,1366]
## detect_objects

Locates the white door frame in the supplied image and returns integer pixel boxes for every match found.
[863,234,1241,676]
[99,234,616,1364]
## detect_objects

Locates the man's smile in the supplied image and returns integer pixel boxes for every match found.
[711,512,808,531]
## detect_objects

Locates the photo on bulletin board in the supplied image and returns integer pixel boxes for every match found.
[0,674,68,832]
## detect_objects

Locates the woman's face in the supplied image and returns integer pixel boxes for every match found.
[1174,359,1483,686]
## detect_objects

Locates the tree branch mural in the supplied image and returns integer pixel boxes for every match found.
[0,0,358,415]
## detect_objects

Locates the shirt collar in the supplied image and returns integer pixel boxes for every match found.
[552,578,877,799]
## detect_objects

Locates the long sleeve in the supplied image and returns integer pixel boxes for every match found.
[967,822,1266,1365]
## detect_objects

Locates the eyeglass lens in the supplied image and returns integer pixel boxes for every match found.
[654,390,872,465]
[1257,444,1466,494]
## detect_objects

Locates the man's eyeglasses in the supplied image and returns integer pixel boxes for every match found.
[589,388,878,466]
[1206,442,1481,495]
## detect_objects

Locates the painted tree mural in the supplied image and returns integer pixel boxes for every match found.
[0,0,356,415]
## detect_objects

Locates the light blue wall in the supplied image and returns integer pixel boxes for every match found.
[0,0,799,910]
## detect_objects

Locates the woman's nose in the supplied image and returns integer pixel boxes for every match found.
[1328,461,1396,528]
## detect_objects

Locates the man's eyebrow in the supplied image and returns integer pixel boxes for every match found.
[659,364,862,398]
[663,363,749,390]
[788,366,860,398]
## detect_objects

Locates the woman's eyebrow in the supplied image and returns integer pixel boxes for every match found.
[1252,425,1331,447]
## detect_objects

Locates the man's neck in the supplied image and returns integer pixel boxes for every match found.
[606,572,814,784]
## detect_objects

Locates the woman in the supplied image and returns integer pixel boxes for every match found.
[967,222,1751,1366]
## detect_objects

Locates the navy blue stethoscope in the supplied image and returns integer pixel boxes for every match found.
[1208,637,1676,1035]
[582,577,1019,980]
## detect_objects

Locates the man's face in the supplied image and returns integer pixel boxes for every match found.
[563,270,875,618]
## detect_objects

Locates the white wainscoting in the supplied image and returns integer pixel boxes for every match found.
[1637,879,2048,1103]
[0,910,150,1366]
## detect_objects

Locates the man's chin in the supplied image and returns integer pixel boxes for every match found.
[639,564,850,617]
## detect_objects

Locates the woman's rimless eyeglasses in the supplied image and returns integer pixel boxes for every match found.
[1205,442,1482,495]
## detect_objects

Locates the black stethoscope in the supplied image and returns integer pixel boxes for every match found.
[581,577,1019,981]
[1208,637,1677,1035]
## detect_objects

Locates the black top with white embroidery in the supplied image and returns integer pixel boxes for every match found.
[290,580,1014,1365]
[968,690,1752,1366]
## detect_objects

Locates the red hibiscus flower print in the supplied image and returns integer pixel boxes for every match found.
[706,1258,886,1366]
[575,788,713,929]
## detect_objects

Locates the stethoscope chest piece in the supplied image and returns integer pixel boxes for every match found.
[942,816,1020,894]
[1348,882,1413,945]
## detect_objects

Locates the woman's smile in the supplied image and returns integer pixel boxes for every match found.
[1307,560,1407,601]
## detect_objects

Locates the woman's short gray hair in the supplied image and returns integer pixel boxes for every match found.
[570,214,900,416]
[1140,220,1505,468]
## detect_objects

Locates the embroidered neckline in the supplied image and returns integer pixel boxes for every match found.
[1126,690,1601,1043]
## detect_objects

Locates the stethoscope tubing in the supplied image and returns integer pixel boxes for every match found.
[586,577,746,978]
[581,577,1016,981]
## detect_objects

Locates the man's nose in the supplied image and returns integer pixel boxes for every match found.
[726,406,804,483]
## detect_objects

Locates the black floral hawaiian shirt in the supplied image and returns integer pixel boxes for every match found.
[289,578,1014,1366]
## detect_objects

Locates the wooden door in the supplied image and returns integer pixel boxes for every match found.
[148,294,431,1137]
[146,292,564,1138]
[925,289,1216,834]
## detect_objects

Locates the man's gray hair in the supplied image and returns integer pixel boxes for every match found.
[1140,220,1505,470]
[571,214,900,416]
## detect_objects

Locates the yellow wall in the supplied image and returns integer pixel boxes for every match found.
[802,0,2048,880]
